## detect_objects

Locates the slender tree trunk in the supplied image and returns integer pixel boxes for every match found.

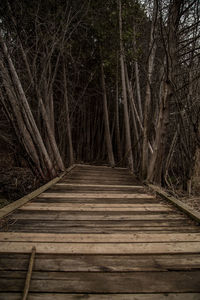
[147,81,170,183]
[63,63,74,166]
[118,0,134,171]
[101,60,115,167]
[115,55,122,162]
[148,0,182,184]
[0,35,56,177]
[125,64,140,153]
[133,27,143,122]
[192,122,200,191]
[142,0,158,178]
[0,62,46,179]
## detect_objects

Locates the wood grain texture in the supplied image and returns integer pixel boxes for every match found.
[0,241,200,254]
[39,193,155,198]
[1,253,200,272]
[1,164,200,296]
[0,271,200,293]
[1,232,200,242]
[0,294,200,300]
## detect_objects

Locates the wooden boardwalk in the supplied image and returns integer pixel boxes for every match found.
[0,164,200,299]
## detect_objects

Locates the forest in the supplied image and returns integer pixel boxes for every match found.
[0,0,200,202]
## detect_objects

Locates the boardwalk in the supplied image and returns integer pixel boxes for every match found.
[0,165,200,299]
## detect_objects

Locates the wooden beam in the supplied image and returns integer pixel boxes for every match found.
[149,184,200,224]
[75,164,128,170]
[39,193,154,199]
[0,241,200,254]
[20,203,172,212]
[55,183,144,188]
[1,232,200,243]
[0,165,77,220]
[0,293,199,300]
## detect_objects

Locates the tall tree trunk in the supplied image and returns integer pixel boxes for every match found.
[192,123,200,191]
[63,63,74,166]
[115,60,122,161]
[0,35,56,177]
[118,0,134,172]
[101,60,115,167]
[4,28,65,173]
[147,0,182,184]
[142,0,158,178]
[133,27,143,122]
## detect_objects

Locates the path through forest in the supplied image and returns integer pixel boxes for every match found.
[0,165,200,299]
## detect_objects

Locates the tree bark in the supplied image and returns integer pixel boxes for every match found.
[118,0,134,172]
[142,0,158,178]
[63,63,74,166]
[101,60,115,167]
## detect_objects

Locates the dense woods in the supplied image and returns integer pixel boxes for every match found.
[0,0,200,199]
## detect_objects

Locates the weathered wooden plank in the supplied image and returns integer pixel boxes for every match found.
[11,211,185,221]
[22,203,168,208]
[0,271,200,293]
[55,183,144,188]
[149,184,200,223]
[39,193,154,199]
[34,198,159,204]
[1,232,200,242]
[0,241,200,254]
[1,253,200,272]
[3,227,199,233]
[50,187,146,193]
[63,179,138,185]
[0,293,199,300]
[3,219,192,228]
[20,203,172,212]
[74,164,128,170]
[67,176,136,181]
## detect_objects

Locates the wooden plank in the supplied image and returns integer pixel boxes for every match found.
[55,183,144,188]
[1,232,200,243]
[149,184,200,223]
[54,184,144,190]
[0,241,200,254]
[0,293,199,300]
[0,271,200,293]
[3,219,191,228]
[62,180,137,185]
[34,198,158,204]
[39,193,154,199]
[20,203,172,212]
[3,227,198,233]
[1,253,200,272]
[11,211,185,221]
[0,165,76,220]
[75,164,128,170]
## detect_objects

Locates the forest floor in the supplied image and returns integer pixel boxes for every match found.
[0,167,40,208]
[181,195,200,213]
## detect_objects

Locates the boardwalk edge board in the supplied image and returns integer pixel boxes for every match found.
[0,294,199,300]
[149,184,200,224]
[0,164,77,220]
